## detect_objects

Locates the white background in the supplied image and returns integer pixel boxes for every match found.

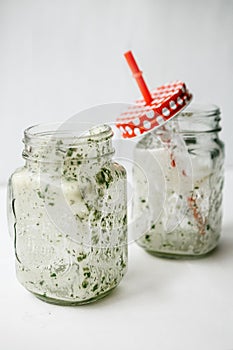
[0,0,233,183]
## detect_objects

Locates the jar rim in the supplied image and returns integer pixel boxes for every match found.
[178,103,220,118]
[24,122,113,145]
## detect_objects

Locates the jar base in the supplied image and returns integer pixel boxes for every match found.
[32,286,117,306]
[144,245,218,260]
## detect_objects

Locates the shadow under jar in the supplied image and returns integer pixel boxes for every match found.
[132,104,224,258]
[8,123,127,305]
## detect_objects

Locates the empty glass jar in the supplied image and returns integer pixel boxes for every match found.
[8,123,127,304]
[132,104,224,258]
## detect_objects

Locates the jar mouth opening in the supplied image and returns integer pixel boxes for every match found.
[24,122,113,145]
[178,104,220,118]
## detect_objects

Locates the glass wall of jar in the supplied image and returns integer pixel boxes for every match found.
[132,105,224,258]
[7,123,127,305]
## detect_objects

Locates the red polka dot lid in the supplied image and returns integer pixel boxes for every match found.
[116,51,193,138]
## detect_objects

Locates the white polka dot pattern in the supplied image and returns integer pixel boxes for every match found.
[146,110,155,119]
[143,120,151,129]
[116,80,192,138]
[169,100,177,110]
[162,108,170,117]
[156,116,165,125]
[133,118,140,125]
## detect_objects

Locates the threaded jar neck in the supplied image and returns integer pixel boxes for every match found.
[174,104,221,134]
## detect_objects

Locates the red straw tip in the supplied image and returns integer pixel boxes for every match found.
[124,51,133,60]
[124,50,132,57]
[124,50,140,75]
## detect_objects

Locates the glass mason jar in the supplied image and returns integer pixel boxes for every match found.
[7,123,127,305]
[132,104,224,258]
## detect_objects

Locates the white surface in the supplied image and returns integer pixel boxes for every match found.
[0,0,233,184]
[0,170,233,350]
